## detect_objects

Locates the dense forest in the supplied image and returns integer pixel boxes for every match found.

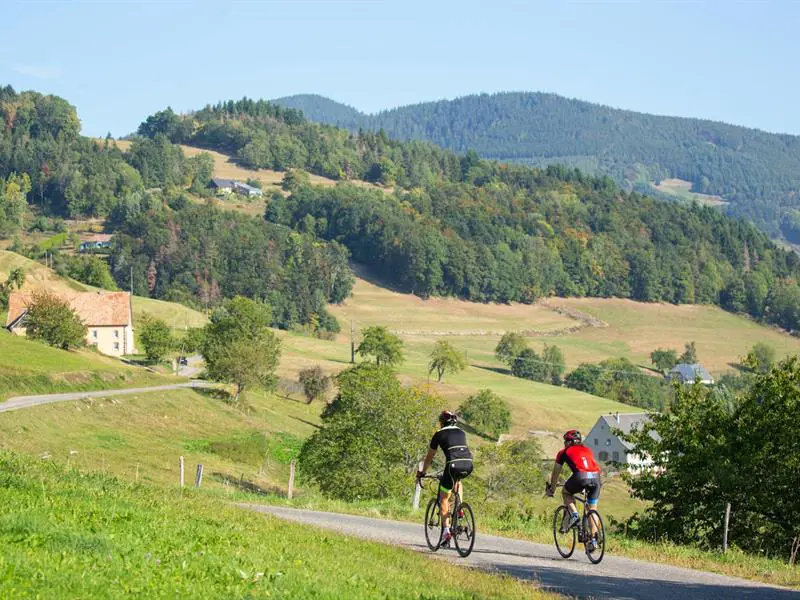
[110,204,353,332]
[6,85,800,335]
[273,92,800,240]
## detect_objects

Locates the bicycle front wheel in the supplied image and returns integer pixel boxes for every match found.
[453,502,476,557]
[553,505,576,558]
[584,509,606,564]
[424,497,443,551]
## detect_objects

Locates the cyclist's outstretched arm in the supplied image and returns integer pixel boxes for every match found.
[418,447,436,477]
[549,462,563,491]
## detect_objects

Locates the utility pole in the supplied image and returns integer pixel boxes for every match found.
[350,319,355,364]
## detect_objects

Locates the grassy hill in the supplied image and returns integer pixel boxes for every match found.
[0,250,207,330]
[0,330,171,400]
[273,91,800,240]
[0,452,553,599]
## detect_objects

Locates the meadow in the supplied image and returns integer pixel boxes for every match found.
[0,451,556,599]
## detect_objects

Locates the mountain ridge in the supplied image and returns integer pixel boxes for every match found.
[272,91,800,240]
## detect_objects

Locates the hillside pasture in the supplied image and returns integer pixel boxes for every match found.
[653,178,728,207]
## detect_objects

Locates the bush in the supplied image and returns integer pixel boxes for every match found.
[24,290,87,350]
[138,315,174,362]
[495,332,528,366]
[473,438,544,502]
[300,364,440,500]
[298,366,331,404]
[459,389,511,439]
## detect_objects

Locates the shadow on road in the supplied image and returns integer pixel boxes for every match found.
[489,562,796,600]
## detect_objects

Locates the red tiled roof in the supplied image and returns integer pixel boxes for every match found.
[6,292,132,328]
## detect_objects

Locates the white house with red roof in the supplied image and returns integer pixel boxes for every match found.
[6,291,135,357]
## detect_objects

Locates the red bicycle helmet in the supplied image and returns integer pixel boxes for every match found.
[563,429,582,444]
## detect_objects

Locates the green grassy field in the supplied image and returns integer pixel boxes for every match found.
[0,331,173,400]
[0,451,556,599]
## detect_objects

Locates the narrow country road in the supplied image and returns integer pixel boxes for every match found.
[0,381,215,413]
[244,505,798,600]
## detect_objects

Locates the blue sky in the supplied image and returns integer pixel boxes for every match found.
[2,0,799,138]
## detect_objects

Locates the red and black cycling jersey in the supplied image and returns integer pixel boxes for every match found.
[430,426,473,466]
[555,444,600,474]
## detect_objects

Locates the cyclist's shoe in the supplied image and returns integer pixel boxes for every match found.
[586,537,598,552]
[566,513,580,531]
[439,530,452,548]
[457,509,465,518]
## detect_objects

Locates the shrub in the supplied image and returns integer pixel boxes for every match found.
[459,389,511,439]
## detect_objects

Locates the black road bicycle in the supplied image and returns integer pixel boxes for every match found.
[550,484,606,564]
[419,472,476,557]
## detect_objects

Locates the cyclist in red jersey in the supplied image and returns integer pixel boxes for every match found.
[546,430,602,531]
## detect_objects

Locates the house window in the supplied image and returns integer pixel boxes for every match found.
[92,330,98,339]
[612,451,620,462]
[113,342,120,351]
[594,438,598,446]
[599,451,609,461]
[114,330,119,338]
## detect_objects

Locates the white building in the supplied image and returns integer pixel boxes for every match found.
[7,291,135,357]
[585,412,658,471]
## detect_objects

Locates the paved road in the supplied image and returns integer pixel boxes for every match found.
[0,381,215,413]
[244,505,798,600]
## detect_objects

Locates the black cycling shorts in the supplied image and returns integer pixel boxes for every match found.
[564,472,601,505]
[440,461,473,492]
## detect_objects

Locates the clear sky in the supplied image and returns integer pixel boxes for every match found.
[2,0,799,138]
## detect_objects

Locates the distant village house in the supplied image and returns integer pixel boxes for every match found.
[79,233,113,252]
[209,178,263,197]
[668,363,714,385]
[586,412,659,472]
[6,291,135,357]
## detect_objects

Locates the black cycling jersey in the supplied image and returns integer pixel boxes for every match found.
[429,426,473,466]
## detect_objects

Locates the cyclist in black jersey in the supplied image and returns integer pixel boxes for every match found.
[417,410,473,546]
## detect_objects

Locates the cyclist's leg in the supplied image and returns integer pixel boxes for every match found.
[439,468,456,529]
[586,478,602,536]
[562,472,581,516]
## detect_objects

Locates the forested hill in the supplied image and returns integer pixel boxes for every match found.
[272,92,800,241]
[132,97,800,332]
[5,86,800,335]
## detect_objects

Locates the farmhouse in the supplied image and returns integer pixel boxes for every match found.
[668,363,714,385]
[209,178,263,197]
[6,291,135,357]
[585,412,658,471]
[79,233,113,252]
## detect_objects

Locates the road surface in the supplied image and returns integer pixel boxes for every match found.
[0,381,215,413]
[244,505,798,600]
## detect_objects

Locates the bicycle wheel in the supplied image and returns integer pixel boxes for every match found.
[583,509,606,564]
[453,502,476,557]
[553,505,576,558]
[424,497,443,552]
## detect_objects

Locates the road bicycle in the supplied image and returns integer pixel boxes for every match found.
[418,472,476,557]
[550,484,605,564]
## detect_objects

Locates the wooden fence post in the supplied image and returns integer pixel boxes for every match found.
[412,461,424,510]
[723,502,731,552]
[288,460,296,499]
[195,464,204,489]
[179,456,185,488]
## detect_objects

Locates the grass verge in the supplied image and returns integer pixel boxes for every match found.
[0,451,557,599]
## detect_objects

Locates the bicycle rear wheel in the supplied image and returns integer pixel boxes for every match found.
[452,502,476,557]
[553,505,576,558]
[424,497,443,552]
[584,509,606,564]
